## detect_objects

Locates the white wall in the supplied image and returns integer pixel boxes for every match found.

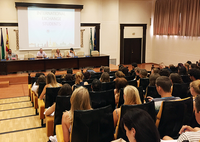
[0,0,154,65]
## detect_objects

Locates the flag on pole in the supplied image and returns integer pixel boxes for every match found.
[94,28,96,51]
[89,28,93,55]
[6,28,9,52]
[1,28,5,59]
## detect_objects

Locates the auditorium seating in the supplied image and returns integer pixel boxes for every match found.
[45,87,61,108]
[101,81,115,91]
[56,105,113,142]
[127,80,137,87]
[156,97,192,138]
[181,75,191,83]
[138,78,149,91]
[62,80,75,86]
[145,86,160,98]
[172,83,190,99]
[54,96,71,134]
[115,101,156,141]
[89,89,115,111]
[73,84,92,91]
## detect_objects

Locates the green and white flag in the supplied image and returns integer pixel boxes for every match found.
[89,28,93,55]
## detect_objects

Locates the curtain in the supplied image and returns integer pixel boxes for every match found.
[154,0,200,36]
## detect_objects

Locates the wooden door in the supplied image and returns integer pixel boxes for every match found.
[124,38,141,64]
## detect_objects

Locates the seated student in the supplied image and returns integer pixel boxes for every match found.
[64,74,74,81]
[130,62,137,76]
[169,64,177,73]
[121,108,160,142]
[51,69,56,75]
[134,67,141,80]
[91,79,101,91]
[66,48,75,57]
[35,72,45,77]
[44,84,72,116]
[86,67,96,74]
[169,73,183,84]
[159,68,170,77]
[39,73,62,100]
[100,72,110,83]
[62,87,92,142]
[103,66,110,74]
[100,66,104,73]
[151,67,160,74]
[54,49,62,58]
[163,95,200,141]
[115,71,125,79]
[137,69,148,87]
[147,76,180,112]
[84,71,91,80]
[188,68,200,81]
[114,78,128,105]
[190,80,200,100]
[113,85,141,128]
[184,63,190,72]
[178,66,187,75]
[37,48,47,58]
[6,49,18,60]
[149,73,160,86]
[121,67,130,76]
[32,75,46,96]
[72,72,88,90]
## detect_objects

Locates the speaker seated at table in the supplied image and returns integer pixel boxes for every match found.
[156,97,192,138]
[89,89,115,111]
[71,105,114,142]
[115,101,156,141]
[45,87,61,108]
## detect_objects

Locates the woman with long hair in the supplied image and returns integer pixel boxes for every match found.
[100,72,110,83]
[113,85,141,127]
[62,87,92,142]
[72,72,88,90]
[121,108,160,142]
[190,80,200,99]
[39,73,62,100]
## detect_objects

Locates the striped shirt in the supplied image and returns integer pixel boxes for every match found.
[177,130,200,142]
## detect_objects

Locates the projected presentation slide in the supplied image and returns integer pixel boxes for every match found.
[28,8,75,48]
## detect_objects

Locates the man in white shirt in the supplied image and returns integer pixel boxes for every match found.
[37,48,47,58]
[163,95,200,142]
[67,48,75,57]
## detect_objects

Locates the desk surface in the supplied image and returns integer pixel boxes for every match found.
[0,55,109,75]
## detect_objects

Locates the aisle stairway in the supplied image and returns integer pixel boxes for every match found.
[0,96,48,142]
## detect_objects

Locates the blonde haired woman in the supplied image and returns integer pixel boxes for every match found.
[190,80,200,99]
[62,86,92,142]
[113,85,142,128]
[72,72,88,90]
[39,73,62,100]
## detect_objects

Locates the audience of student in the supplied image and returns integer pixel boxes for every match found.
[134,67,141,80]
[86,68,96,73]
[169,64,177,73]
[169,73,183,84]
[62,87,92,142]
[64,74,74,81]
[100,72,110,83]
[149,73,160,86]
[187,61,192,65]
[39,73,62,100]
[190,80,200,99]
[121,109,160,142]
[72,72,88,90]
[163,95,200,141]
[35,72,45,77]
[113,85,141,127]
[147,76,180,112]
[184,63,190,72]
[44,84,72,116]
[114,78,128,105]
[159,68,170,77]
[32,75,46,95]
[188,68,200,81]
[190,63,198,69]
[91,79,102,91]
